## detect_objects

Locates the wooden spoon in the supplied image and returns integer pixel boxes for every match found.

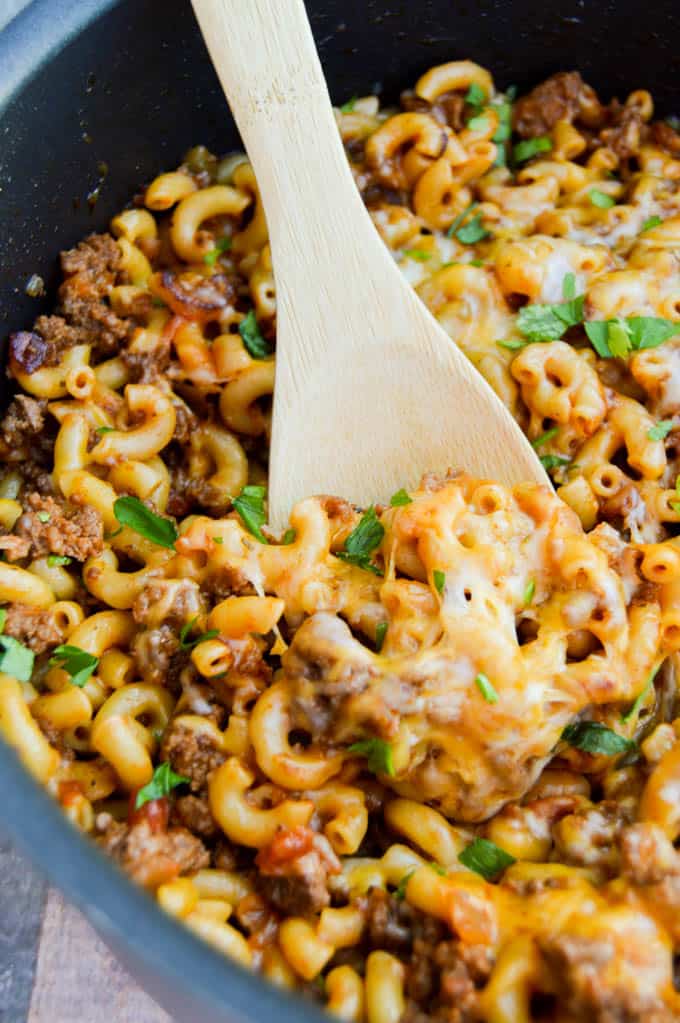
[191,0,548,527]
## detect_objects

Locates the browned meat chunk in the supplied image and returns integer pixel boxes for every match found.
[132,624,184,687]
[0,535,31,561]
[14,493,104,562]
[620,823,680,885]
[172,793,218,839]
[160,720,226,791]
[132,579,203,630]
[58,233,131,357]
[256,825,341,916]
[513,71,601,137]
[4,603,60,654]
[34,314,90,357]
[97,810,209,888]
[651,120,680,155]
[599,99,648,159]
[0,396,48,459]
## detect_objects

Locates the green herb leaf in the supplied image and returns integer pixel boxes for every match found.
[531,426,559,448]
[46,555,72,568]
[348,738,395,776]
[433,569,445,595]
[456,213,489,245]
[0,608,6,633]
[648,420,673,441]
[429,861,447,876]
[584,320,612,358]
[627,317,679,350]
[213,536,224,544]
[232,485,269,544]
[496,338,527,351]
[589,189,616,209]
[203,237,231,266]
[96,426,115,435]
[447,202,478,239]
[395,869,415,900]
[523,579,535,605]
[475,672,499,703]
[513,136,552,163]
[48,644,98,688]
[238,309,272,359]
[390,488,413,507]
[540,454,571,472]
[403,248,431,262]
[337,507,384,575]
[458,838,516,881]
[135,761,189,809]
[465,82,486,109]
[37,512,50,524]
[517,283,584,343]
[282,528,296,545]
[467,114,491,133]
[585,317,678,358]
[562,272,576,301]
[340,96,358,113]
[641,215,662,232]
[607,318,633,358]
[178,617,219,652]
[622,665,661,724]
[113,496,178,549]
[375,621,388,653]
[0,635,34,682]
[561,720,635,755]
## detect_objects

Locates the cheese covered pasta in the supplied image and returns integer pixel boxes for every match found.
[3,62,680,1021]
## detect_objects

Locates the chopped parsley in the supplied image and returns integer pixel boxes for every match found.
[37,512,50,524]
[648,420,673,441]
[561,720,635,755]
[540,454,571,472]
[531,426,559,448]
[513,136,552,163]
[390,488,413,507]
[621,665,660,724]
[282,528,296,545]
[447,202,490,244]
[340,96,358,113]
[238,309,272,359]
[496,338,527,351]
[523,579,535,605]
[464,82,486,110]
[203,236,232,265]
[467,114,491,133]
[589,189,616,209]
[0,635,34,682]
[95,426,115,435]
[433,569,446,595]
[403,248,431,262]
[641,215,662,232]
[375,621,388,653]
[213,536,224,545]
[178,617,219,651]
[459,838,515,881]
[46,555,72,568]
[395,869,415,900]
[671,475,680,514]
[232,485,269,544]
[0,609,6,633]
[135,761,189,809]
[347,737,395,776]
[113,496,178,549]
[337,507,384,575]
[475,672,499,703]
[429,861,447,876]
[585,317,679,359]
[48,644,98,688]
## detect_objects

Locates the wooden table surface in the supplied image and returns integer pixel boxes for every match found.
[0,830,172,1023]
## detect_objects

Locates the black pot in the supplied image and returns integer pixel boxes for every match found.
[0,1,678,1019]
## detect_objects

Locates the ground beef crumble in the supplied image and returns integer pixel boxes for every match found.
[58,233,132,358]
[97,811,209,888]
[255,825,341,916]
[14,493,103,561]
[4,603,60,654]
[160,720,226,791]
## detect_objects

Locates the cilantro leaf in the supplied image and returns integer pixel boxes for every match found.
[496,338,527,351]
[232,485,269,544]
[627,317,679,350]
[585,317,678,358]
[48,644,98,687]
[348,738,394,776]
[447,201,478,239]
[648,420,673,441]
[135,761,189,809]
[375,621,388,653]
[113,496,178,549]
[46,555,72,568]
[517,282,584,342]
[433,569,445,595]
[513,136,552,163]
[390,488,412,507]
[178,617,219,652]
[456,214,489,245]
[589,189,616,209]
[475,672,499,703]
[458,838,515,881]
[561,720,634,755]
[238,310,272,359]
[395,869,415,900]
[336,507,384,575]
[0,635,34,682]
[621,665,660,724]
[465,82,486,110]
[641,215,662,232]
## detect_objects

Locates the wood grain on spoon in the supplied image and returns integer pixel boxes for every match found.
[191,0,548,528]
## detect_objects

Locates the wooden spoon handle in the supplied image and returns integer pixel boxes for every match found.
[191,0,372,264]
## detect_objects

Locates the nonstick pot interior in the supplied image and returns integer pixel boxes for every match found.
[0,0,679,1020]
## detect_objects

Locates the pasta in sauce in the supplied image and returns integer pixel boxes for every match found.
[3,61,680,1021]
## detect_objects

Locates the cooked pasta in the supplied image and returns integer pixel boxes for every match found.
[3,62,680,1021]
